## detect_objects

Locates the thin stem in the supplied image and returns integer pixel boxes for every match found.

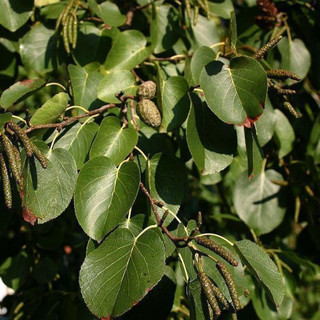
[49,131,60,151]
[210,41,225,49]
[135,224,158,240]
[12,115,27,124]
[126,207,132,228]
[294,196,301,223]
[65,105,89,113]
[250,229,259,244]
[195,233,234,247]
[46,82,67,91]
[177,252,189,282]
[134,146,148,161]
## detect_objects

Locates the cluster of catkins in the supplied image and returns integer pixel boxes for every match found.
[0,121,47,209]
[195,236,241,317]
[136,81,162,128]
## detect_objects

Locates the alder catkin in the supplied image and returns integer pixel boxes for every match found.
[195,236,239,267]
[283,101,300,118]
[209,281,230,309]
[0,153,12,209]
[137,81,157,99]
[31,143,48,169]
[136,99,161,128]
[1,134,22,186]
[198,272,221,316]
[253,36,282,59]
[266,69,301,81]
[8,121,33,157]
[216,261,241,311]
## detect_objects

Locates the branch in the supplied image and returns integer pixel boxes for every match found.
[25,103,117,133]
[139,182,188,244]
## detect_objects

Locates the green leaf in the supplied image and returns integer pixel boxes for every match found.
[244,126,264,178]
[150,4,180,54]
[73,23,120,66]
[147,153,185,222]
[54,122,99,169]
[159,76,189,132]
[200,56,267,125]
[0,251,30,291]
[90,116,138,165]
[278,37,311,82]
[23,148,78,224]
[104,30,151,72]
[1,79,46,108]
[79,227,165,318]
[234,240,285,308]
[190,46,216,85]
[68,64,104,110]
[97,70,136,103]
[0,38,17,79]
[208,0,234,19]
[0,0,33,32]
[30,92,69,125]
[0,112,12,130]
[273,109,295,158]
[20,24,60,73]
[186,93,236,175]
[233,169,286,235]
[230,10,237,52]
[74,157,140,241]
[188,14,220,49]
[88,0,126,27]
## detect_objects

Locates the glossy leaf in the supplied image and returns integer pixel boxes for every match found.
[79,227,165,317]
[159,76,189,132]
[30,92,69,125]
[97,70,136,103]
[233,169,286,235]
[20,24,59,73]
[200,56,267,125]
[273,110,295,158]
[0,0,33,32]
[54,122,99,169]
[147,153,185,221]
[90,116,138,165]
[104,30,151,72]
[186,94,236,175]
[74,157,140,241]
[23,148,78,224]
[235,240,285,308]
[68,64,104,110]
[150,4,180,54]
[88,0,126,27]
[190,46,216,85]
[0,79,46,108]
[278,37,311,82]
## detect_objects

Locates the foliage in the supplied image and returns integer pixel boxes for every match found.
[0,0,320,319]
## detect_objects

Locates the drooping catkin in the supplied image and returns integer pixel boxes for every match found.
[0,153,12,209]
[31,143,47,169]
[266,69,301,81]
[209,281,230,309]
[253,36,282,59]
[283,101,299,118]
[1,133,22,186]
[198,272,221,316]
[8,121,33,157]
[195,236,239,267]
[216,261,241,311]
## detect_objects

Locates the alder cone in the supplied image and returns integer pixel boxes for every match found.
[137,81,157,99]
[136,99,161,128]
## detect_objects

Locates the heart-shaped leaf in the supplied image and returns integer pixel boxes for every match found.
[1,79,46,108]
[23,148,78,224]
[234,240,284,308]
[79,226,165,318]
[186,93,236,175]
[90,116,138,165]
[74,157,140,240]
[30,92,69,125]
[200,56,267,125]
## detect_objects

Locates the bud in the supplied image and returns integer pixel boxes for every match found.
[137,81,157,99]
[136,99,161,128]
